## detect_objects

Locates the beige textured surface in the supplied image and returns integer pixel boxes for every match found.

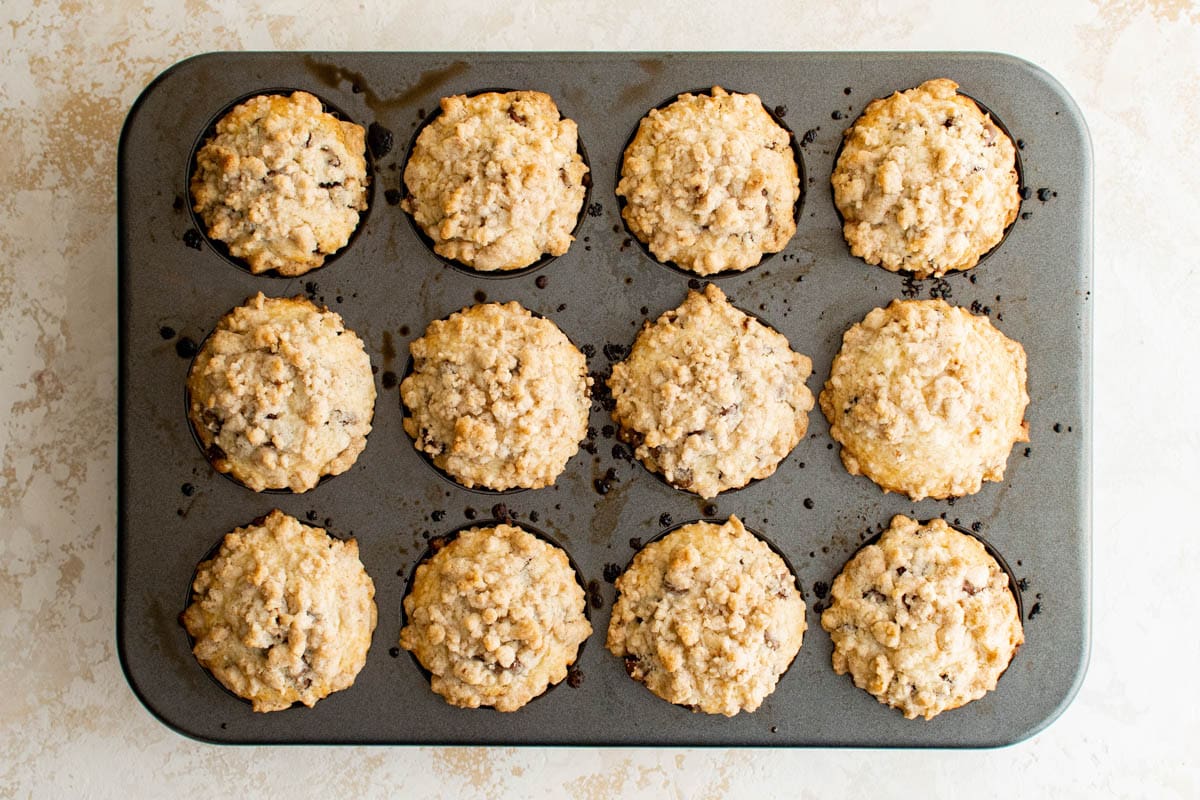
[400,524,591,711]
[832,78,1020,278]
[821,515,1022,720]
[182,509,377,713]
[616,86,799,275]
[607,516,806,716]
[401,300,591,490]
[1,1,1197,797]
[402,90,588,271]
[819,298,1029,500]
[187,293,376,492]
[608,284,813,498]
[191,91,369,276]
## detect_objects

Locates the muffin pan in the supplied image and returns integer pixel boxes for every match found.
[117,52,1092,747]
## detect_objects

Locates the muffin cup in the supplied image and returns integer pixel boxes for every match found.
[398,87,593,279]
[186,88,376,279]
[829,87,1024,278]
[615,87,807,279]
[398,517,592,709]
[178,513,359,711]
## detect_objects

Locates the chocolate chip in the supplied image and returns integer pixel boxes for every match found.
[366,122,394,158]
[587,579,603,609]
[384,188,403,206]
[175,337,198,359]
[593,468,618,496]
[602,342,629,361]
[182,229,203,250]
[158,326,176,340]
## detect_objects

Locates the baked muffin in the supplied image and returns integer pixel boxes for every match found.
[187,293,376,493]
[832,78,1020,278]
[607,516,806,716]
[401,301,591,491]
[616,87,799,275]
[399,524,591,711]
[402,90,588,271]
[607,284,813,498]
[819,298,1029,501]
[181,510,377,712]
[190,91,369,276]
[821,515,1023,720]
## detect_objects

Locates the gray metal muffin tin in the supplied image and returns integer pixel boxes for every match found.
[117,52,1092,747]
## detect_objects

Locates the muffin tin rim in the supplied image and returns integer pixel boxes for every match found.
[117,50,1093,748]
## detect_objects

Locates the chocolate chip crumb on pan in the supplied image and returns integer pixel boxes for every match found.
[401,301,591,491]
[832,79,1020,278]
[608,284,813,498]
[399,524,591,711]
[819,298,1029,501]
[821,515,1023,720]
[617,87,800,276]
[607,515,806,716]
[187,293,376,493]
[190,91,369,276]
[402,90,588,271]
[181,510,377,713]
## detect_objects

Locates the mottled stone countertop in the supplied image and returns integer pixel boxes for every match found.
[1,0,1196,797]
